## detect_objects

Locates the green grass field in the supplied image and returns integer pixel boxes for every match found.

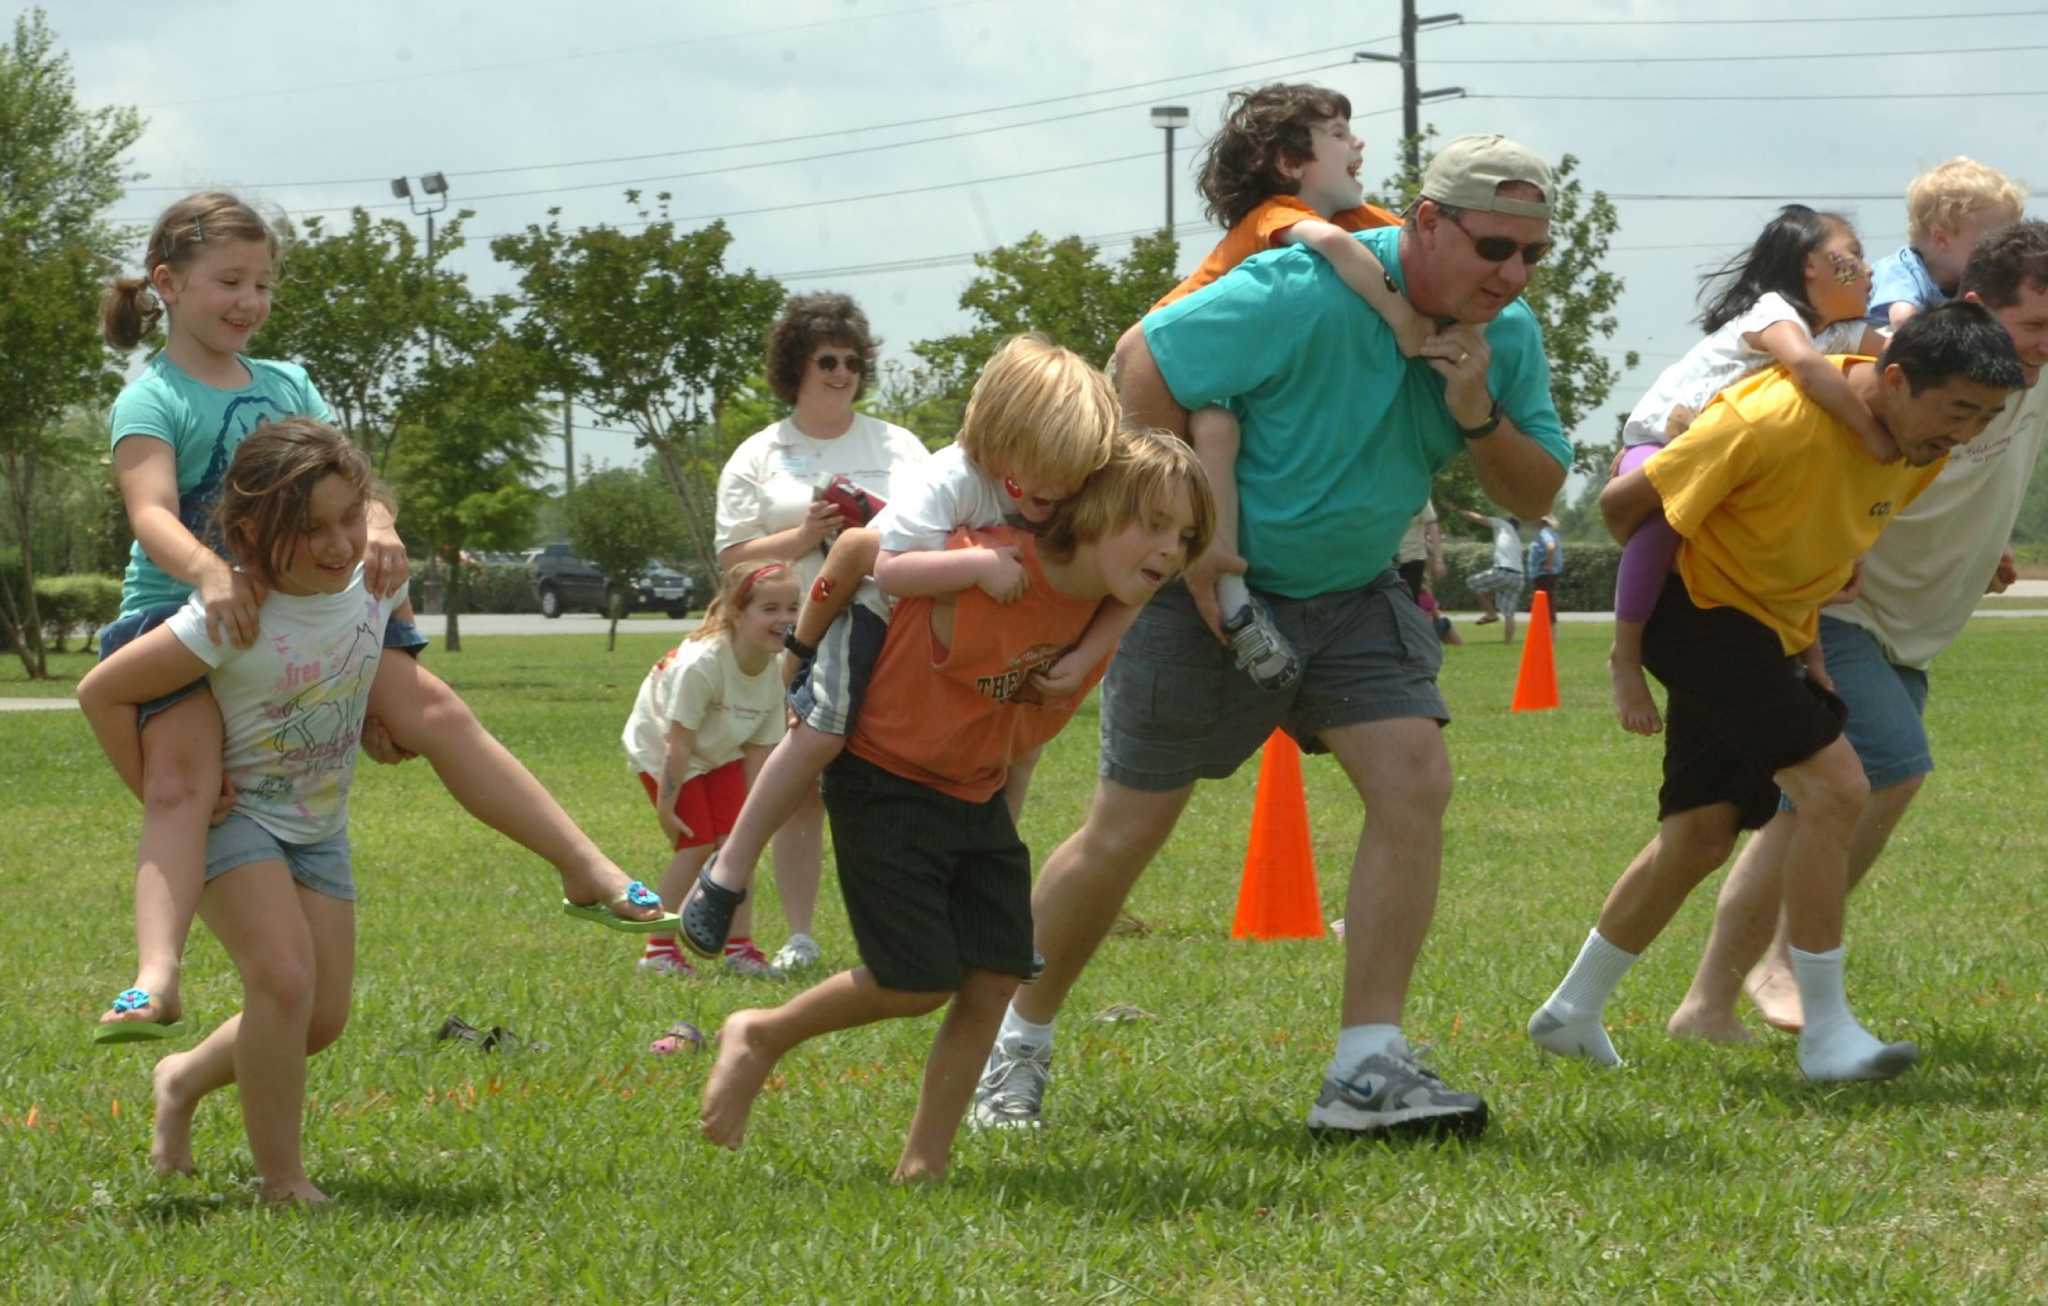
[5,622,2045,1301]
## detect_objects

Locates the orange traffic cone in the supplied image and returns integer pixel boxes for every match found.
[1511,589,1560,712]
[1231,731,1324,940]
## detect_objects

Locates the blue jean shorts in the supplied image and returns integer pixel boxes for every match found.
[99,603,203,730]
[1818,615,1932,790]
[205,811,355,902]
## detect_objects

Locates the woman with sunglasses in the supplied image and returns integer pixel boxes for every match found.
[712,291,930,976]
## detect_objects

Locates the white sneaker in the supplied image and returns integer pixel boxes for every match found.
[969,1034,1052,1129]
[771,934,821,973]
[636,952,696,978]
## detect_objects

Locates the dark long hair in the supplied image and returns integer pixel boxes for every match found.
[1695,204,1848,334]
[1195,83,1353,230]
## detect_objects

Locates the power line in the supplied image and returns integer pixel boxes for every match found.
[135,0,1025,111]
[1467,8,2046,26]
[1469,89,2048,104]
[1429,43,2047,64]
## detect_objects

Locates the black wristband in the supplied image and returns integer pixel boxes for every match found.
[783,629,817,661]
[1458,398,1503,441]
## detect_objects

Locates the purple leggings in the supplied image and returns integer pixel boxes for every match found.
[1613,443,1679,624]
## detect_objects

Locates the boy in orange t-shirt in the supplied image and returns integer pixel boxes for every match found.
[699,431,1215,1183]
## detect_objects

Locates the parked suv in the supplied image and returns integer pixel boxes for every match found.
[526,543,613,619]
[633,563,697,619]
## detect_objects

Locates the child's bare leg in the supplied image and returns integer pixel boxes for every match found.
[366,655,656,922]
[152,879,355,1191]
[110,690,224,1028]
[701,967,947,1150]
[1002,747,1042,824]
[706,726,841,896]
[896,968,1019,1183]
[1609,619,1662,736]
[794,529,879,651]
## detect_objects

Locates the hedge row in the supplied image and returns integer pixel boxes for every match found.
[408,562,541,616]
[0,572,125,653]
[1429,540,1619,613]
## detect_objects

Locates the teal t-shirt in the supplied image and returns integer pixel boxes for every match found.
[109,353,332,615]
[1142,224,1570,598]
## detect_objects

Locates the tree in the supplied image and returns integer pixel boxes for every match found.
[0,9,142,677]
[912,230,1179,414]
[1370,142,1638,528]
[387,316,549,652]
[566,464,687,651]
[261,207,470,474]
[493,196,784,576]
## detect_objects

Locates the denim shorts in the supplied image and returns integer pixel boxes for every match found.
[789,597,887,736]
[1818,615,1932,790]
[204,811,355,902]
[1099,570,1448,792]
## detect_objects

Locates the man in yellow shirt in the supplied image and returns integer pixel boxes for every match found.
[1527,301,2023,1083]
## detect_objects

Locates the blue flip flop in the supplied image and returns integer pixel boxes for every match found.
[562,880,678,934]
[92,988,188,1046]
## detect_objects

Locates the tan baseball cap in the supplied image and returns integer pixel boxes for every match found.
[1421,134,1555,219]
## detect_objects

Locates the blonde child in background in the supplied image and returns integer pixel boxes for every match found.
[1867,157,2026,329]
[677,335,1120,961]
[77,419,401,1203]
[91,192,667,1046]
[622,562,802,990]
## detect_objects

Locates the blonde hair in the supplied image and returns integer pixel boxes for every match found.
[957,334,1118,489]
[1906,158,2027,244]
[216,417,381,588]
[101,191,286,349]
[689,561,799,645]
[1042,427,1215,565]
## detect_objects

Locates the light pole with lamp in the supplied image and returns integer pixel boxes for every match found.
[1149,105,1189,232]
[389,171,450,365]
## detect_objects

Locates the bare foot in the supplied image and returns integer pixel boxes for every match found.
[1744,962,1804,1033]
[1609,656,1664,735]
[561,862,662,925]
[260,1178,330,1205]
[700,1009,779,1150]
[1666,1001,1757,1044]
[100,975,182,1028]
[150,1053,199,1177]
[891,1157,946,1184]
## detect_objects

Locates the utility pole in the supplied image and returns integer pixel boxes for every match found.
[1355,2,1466,188]
[562,395,575,497]
[390,171,450,361]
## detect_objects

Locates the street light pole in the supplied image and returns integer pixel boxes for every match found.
[1149,105,1189,232]
[390,171,451,360]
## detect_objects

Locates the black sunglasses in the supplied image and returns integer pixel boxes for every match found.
[1445,212,1552,267]
[814,352,864,374]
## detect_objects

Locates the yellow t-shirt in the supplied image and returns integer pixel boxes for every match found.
[1643,358,1944,655]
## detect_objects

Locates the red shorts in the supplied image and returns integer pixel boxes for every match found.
[639,760,746,850]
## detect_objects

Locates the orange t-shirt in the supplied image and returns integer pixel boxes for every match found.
[847,526,1108,803]
[1154,196,1401,309]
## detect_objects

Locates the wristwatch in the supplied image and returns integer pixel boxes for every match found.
[1458,398,1503,441]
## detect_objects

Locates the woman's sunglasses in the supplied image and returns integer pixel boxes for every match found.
[1446,212,1552,267]
[814,352,865,374]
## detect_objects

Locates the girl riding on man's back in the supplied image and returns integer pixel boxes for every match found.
[1608,204,1892,735]
[90,192,670,1046]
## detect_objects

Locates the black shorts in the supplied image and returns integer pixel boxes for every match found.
[1642,575,1847,831]
[821,751,1034,992]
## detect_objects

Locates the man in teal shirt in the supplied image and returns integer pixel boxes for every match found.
[975,135,1571,1139]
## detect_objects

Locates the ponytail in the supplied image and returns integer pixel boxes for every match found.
[101,275,163,349]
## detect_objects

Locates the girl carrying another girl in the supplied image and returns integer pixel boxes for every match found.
[78,419,400,1202]
[91,192,669,1046]
[1609,205,1893,735]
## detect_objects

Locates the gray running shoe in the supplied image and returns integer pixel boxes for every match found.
[969,1035,1052,1130]
[770,933,821,973]
[1217,581,1301,691]
[1306,1039,1488,1140]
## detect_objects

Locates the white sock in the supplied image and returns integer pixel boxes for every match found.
[1529,928,1637,1067]
[1791,944,1918,1082]
[1328,1023,1403,1078]
[998,1006,1054,1051]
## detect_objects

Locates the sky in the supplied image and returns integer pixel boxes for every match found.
[49,0,2048,502]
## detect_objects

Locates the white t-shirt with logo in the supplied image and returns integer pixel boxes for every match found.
[621,637,787,781]
[1622,293,1869,448]
[1831,380,2048,669]
[167,567,400,844]
[714,414,930,589]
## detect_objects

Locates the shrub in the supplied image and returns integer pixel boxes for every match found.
[36,574,123,652]
[409,561,541,615]
[1430,540,1619,613]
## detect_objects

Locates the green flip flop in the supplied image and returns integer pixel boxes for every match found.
[93,988,188,1046]
[562,879,678,934]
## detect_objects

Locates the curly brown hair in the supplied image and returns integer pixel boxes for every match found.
[763,291,879,405]
[1196,84,1353,231]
